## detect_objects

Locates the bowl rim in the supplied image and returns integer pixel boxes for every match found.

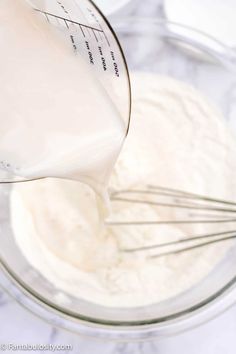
[1,17,236,339]
[1,264,236,340]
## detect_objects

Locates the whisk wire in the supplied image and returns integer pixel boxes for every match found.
[108,185,236,257]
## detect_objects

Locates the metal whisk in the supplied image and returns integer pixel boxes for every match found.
[107,185,236,257]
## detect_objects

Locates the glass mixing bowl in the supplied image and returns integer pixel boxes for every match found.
[1,19,236,340]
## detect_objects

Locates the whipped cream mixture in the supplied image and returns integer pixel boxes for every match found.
[0,0,126,195]
[11,73,236,307]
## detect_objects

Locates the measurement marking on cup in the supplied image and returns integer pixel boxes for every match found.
[45,12,49,22]
[79,25,85,37]
[103,31,110,47]
[34,9,111,46]
[92,29,98,42]
[89,9,110,47]
[34,9,103,32]
[64,19,69,28]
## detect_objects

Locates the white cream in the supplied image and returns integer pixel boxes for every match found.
[11,73,236,307]
[0,0,126,195]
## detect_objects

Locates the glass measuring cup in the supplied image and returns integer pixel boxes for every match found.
[0,0,131,184]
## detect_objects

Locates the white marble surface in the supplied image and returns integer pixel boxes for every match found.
[0,284,236,353]
[0,0,236,353]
